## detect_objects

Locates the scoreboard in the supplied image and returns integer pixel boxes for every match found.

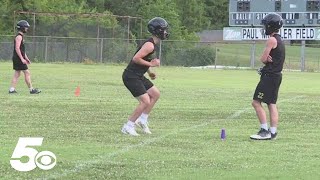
[229,0,320,27]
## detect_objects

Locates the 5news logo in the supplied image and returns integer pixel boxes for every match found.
[10,137,57,172]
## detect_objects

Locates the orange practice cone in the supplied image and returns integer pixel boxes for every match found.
[74,86,81,97]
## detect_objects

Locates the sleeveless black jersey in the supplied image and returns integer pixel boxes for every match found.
[261,34,285,74]
[125,38,157,76]
[12,33,26,61]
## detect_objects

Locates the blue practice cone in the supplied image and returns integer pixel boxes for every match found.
[221,128,226,140]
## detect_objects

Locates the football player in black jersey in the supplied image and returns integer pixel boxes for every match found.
[9,20,41,94]
[121,17,169,136]
[250,13,285,140]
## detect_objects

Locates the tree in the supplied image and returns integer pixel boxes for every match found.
[0,0,231,39]
[204,0,229,30]
[137,0,187,40]
[175,0,210,32]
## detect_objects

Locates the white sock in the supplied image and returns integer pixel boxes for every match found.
[126,120,135,127]
[140,113,149,119]
[260,123,268,131]
[30,87,33,91]
[139,113,149,124]
[9,87,15,92]
[270,127,277,134]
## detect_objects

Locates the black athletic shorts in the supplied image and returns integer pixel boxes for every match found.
[12,59,28,71]
[253,73,282,104]
[122,70,154,97]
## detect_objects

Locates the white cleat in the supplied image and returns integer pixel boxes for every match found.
[136,119,152,134]
[121,124,140,136]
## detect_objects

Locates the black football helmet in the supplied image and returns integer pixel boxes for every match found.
[147,17,169,40]
[261,13,283,35]
[17,20,30,33]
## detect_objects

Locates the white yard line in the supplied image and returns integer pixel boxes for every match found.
[43,95,304,179]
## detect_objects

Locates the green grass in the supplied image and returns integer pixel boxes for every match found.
[1,62,320,179]
[214,43,320,70]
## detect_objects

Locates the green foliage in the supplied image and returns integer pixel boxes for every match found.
[0,0,18,34]
[171,46,215,67]
[104,39,137,63]
[0,0,230,40]
[175,0,211,32]
[163,43,215,67]
[137,0,183,40]
[205,0,229,30]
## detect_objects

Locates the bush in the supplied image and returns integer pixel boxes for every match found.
[165,45,215,67]
[104,39,137,63]
[82,58,95,65]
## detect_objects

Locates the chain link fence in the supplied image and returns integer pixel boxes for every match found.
[13,11,143,39]
[1,35,319,72]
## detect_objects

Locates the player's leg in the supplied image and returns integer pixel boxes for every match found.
[268,103,278,139]
[145,86,160,114]
[250,76,271,140]
[136,77,159,134]
[250,100,271,140]
[141,86,160,119]
[122,73,150,136]
[122,93,150,136]
[129,94,151,122]
[9,70,21,93]
[23,69,32,89]
[23,70,41,94]
[267,75,282,139]
[136,86,160,134]
[252,100,267,126]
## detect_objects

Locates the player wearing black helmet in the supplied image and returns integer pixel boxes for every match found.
[250,13,285,140]
[9,20,41,94]
[121,17,169,136]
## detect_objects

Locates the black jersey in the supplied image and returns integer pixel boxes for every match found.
[12,32,26,61]
[125,38,157,76]
[261,34,285,74]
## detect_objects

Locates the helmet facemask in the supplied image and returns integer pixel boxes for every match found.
[263,24,273,36]
[19,27,28,33]
[157,28,169,40]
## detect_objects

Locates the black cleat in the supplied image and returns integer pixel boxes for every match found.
[30,88,41,94]
[271,132,277,140]
[250,128,271,140]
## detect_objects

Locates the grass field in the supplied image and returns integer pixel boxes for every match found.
[0,62,320,179]
[214,42,320,70]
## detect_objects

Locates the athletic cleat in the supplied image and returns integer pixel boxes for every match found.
[250,128,271,140]
[9,90,17,94]
[30,88,41,94]
[121,124,139,136]
[271,132,277,140]
[136,119,152,134]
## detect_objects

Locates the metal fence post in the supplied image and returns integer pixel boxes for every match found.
[288,58,291,72]
[318,57,320,72]
[100,38,103,63]
[250,41,256,68]
[44,36,48,62]
[301,40,306,72]
[159,40,162,65]
[215,46,218,69]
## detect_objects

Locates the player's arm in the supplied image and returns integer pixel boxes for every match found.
[260,37,277,64]
[25,53,31,64]
[133,42,160,67]
[15,35,27,64]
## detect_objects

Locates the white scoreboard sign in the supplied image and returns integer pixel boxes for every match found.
[223,27,320,40]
